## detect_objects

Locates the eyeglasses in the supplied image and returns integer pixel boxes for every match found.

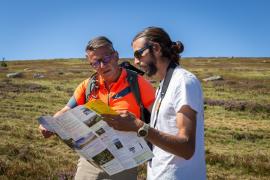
[134,44,151,59]
[90,53,115,69]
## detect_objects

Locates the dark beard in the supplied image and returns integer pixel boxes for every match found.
[145,53,157,77]
[146,60,157,77]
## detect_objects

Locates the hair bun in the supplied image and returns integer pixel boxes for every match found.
[172,41,184,54]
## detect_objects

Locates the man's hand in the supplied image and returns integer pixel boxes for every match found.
[39,124,54,138]
[102,111,144,132]
[38,106,70,139]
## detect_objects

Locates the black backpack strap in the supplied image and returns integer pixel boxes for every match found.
[126,69,150,123]
[85,72,98,102]
[153,61,177,128]
[119,61,145,76]
[126,70,141,105]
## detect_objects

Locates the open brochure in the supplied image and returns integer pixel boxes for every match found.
[38,99,153,175]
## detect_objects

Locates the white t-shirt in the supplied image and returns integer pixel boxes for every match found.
[147,66,206,180]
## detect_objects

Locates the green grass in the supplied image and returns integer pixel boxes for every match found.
[0,58,269,179]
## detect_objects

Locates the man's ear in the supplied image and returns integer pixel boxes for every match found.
[85,54,89,62]
[151,42,162,56]
[115,51,119,60]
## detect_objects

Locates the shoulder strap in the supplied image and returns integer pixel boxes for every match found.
[126,69,141,105]
[153,61,177,128]
[160,62,177,99]
[85,72,98,102]
[126,69,149,123]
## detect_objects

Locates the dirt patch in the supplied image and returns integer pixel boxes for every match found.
[206,150,270,176]
[210,79,270,94]
[231,131,265,142]
[204,98,270,113]
[0,79,48,94]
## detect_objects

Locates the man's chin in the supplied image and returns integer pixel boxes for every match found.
[101,73,112,82]
[146,66,157,77]
[146,71,156,77]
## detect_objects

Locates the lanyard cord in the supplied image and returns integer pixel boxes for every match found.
[153,87,162,128]
[153,61,177,128]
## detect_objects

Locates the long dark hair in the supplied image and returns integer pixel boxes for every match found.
[132,27,184,64]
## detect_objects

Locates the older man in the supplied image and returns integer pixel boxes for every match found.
[39,36,155,180]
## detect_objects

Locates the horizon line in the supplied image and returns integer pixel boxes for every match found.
[3,56,270,62]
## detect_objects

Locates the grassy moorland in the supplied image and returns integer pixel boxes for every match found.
[0,58,269,180]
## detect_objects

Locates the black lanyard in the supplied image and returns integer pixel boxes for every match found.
[153,61,177,128]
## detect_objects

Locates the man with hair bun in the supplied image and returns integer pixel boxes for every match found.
[104,27,206,180]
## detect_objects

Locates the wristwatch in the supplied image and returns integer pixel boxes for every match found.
[137,123,150,138]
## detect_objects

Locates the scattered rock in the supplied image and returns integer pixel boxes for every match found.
[6,72,23,78]
[203,75,223,82]
[33,73,45,79]
[24,68,32,72]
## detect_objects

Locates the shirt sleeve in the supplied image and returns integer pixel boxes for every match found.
[66,79,89,108]
[173,76,203,114]
[137,75,156,108]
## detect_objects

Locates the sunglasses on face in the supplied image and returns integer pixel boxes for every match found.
[90,53,115,69]
[134,44,152,59]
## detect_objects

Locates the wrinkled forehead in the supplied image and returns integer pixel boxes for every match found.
[86,46,114,60]
[132,37,148,51]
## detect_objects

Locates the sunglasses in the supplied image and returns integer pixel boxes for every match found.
[90,53,115,69]
[134,44,152,59]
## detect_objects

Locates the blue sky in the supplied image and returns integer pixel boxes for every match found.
[0,0,270,60]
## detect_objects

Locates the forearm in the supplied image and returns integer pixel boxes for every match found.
[102,112,195,159]
[53,106,71,117]
[146,128,195,160]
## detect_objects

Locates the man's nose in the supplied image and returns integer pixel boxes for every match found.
[100,61,105,68]
[134,58,140,65]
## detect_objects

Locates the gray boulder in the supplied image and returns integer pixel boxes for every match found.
[33,73,45,79]
[203,75,223,82]
[6,72,23,78]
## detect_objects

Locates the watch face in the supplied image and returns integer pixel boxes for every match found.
[139,130,147,137]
